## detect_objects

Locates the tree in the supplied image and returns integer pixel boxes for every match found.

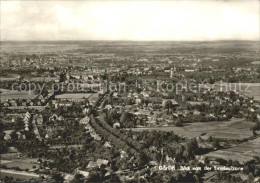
[212,138,221,149]
[175,118,183,127]
[15,118,24,131]
[164,100,173,114]
[119,112,136,128]
[185,138,199,159]
[104,174,121,183]
[120,112,130,124]
[208,136,213,142]
[87,169,104,182]
[72,173,84,183]
[0,121,4,131]
[248,173,254,183]
[51,172,64,183]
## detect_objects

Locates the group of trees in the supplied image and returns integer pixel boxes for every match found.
[41,136,119,173]
[46,121,89,145]
[164,100,177,114]
[100,108,137,128]
[99,113,156,160]
[131,130,202,162]
[119,111,136,128]
[208,136,221,149]
[90,115,140,157]
[53,102,85,118]
[90,113,157,166]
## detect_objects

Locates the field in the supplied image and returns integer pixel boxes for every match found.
[0,170,39,180]
[55,93,92,99]
[130,118,255,140]
[55,92,99,103]
[201,83,260,101]
[4,106,45,111]
[0,158,40,180]
[0,90,37,101]
[0,77,17,81]
[1,158,39,170]
[205,137,260,163]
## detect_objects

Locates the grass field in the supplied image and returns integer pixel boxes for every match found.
[0,77,17,81]
[0,90,37,101]
[54,92,99,103]
[4,106,45,111]
[205,137,260,163]
[55,93,92,99]
[201,83,260,101]
[0,170,39,180]
[1,158,39,170]
[130,118,255,140]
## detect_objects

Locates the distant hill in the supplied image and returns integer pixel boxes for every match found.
[0,40,259,56]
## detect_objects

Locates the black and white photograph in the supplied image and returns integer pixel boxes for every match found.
[0,0,260,182]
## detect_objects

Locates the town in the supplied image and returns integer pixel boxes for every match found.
[1,41,260,182]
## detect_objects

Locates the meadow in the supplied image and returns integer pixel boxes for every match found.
[205,137,260,163]
[1,158,39,170]
[201,83,260,101]
[0,90,37,101]
[130,118,255,140]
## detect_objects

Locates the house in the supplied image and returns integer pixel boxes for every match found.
[49,114,59,122]
[127,93,132,98]
[221,109,226,114]
[36,115,43,125]
[10,100,17,106]
[257,114,260,121]
[113,122,120,128]
[141,91,149,98]
[136,98,142,104]
[82,108,88,115]
[16,131,25,140]
[76,170,89,178]
[105,104,112,110]
[210,113,215,118]
[162,99,179,107]
[90,132,101,141]
[24,117,30,124]
[25,112,31,118]
[103,141,112,148]
[113,92,119,98]
[79,116,90,124]
[87,159,109,169]
[45,128,55,139]
[120,151,128,159]
[185,69,195,72]
[193,110,201,115]
[57,116,64,121]
[133,92,139,98]
[53,100,72,108]
[4,133,11,140]
[187,101,209,106]
[3,102,9,107]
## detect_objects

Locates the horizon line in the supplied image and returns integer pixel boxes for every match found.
[1,39,259,42]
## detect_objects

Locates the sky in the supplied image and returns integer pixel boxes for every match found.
[1,0,259,41]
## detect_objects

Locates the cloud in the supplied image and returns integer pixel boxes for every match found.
[1,0,259,41]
